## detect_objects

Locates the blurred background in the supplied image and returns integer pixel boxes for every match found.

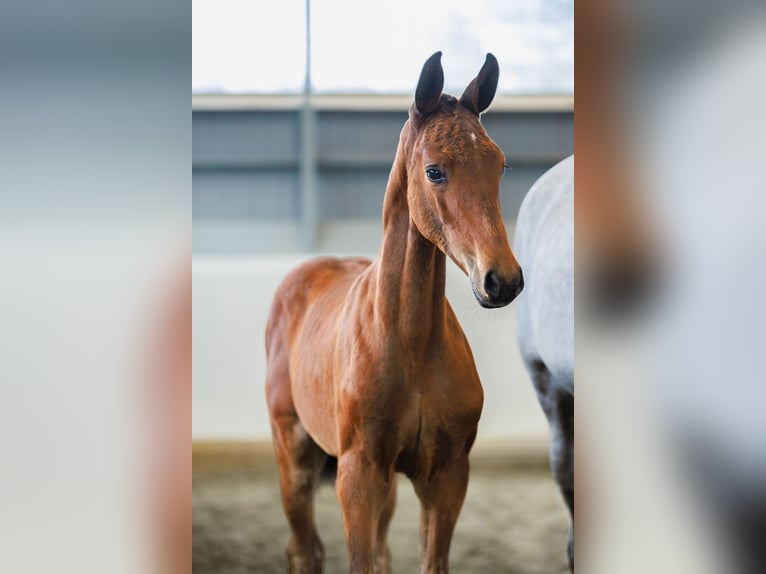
[192,0,573,447]
[576,1,766,572]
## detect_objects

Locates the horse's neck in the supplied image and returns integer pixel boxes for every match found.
[374,136,446,347]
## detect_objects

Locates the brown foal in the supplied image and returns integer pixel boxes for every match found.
[265,52,523,574]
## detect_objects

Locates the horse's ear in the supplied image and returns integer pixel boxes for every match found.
[460,53,499,115]
[415,51,444,118]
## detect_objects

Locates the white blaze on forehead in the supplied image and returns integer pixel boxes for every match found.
[470,132,477,142]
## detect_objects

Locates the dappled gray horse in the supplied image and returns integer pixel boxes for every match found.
[514,155,574,569]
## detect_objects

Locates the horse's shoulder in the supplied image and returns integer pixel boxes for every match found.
[517,156,573,225]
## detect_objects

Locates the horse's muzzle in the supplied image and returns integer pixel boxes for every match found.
[474,268,524,308]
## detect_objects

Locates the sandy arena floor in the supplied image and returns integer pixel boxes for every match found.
[193,463,570,573]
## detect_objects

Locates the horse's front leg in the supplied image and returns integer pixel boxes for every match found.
[336,449,395,574]
[413,455,470,574]
[374,477,397,574]
[528,360,574,569]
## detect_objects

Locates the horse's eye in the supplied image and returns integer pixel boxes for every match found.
[426,167,445,183]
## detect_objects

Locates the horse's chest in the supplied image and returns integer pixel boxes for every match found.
[388,368,482,477]
[337,325,483,470]
[395,405,480,480]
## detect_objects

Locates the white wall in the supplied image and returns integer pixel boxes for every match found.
[192,253,549,446]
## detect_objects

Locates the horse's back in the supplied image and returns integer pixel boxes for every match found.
[266,255,372,356]
[265,256,371,453]
[514,156,574,389]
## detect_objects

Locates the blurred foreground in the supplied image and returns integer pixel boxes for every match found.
[578,1,766,572]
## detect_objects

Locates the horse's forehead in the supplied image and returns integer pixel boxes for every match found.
[421,112,498,163]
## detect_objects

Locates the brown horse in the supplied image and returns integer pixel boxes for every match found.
[265,52,523,574]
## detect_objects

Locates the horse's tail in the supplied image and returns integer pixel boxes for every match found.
[320,455,338,484]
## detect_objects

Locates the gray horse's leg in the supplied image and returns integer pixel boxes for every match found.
[528,359,574,570]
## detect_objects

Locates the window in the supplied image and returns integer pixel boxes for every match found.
[192,0,306,93]
[193,0,573,95]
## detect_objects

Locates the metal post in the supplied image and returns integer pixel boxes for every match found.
[299,0,318,252]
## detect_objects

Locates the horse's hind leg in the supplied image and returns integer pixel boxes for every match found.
[269,412,328,574]
[267,346,327,573]
[528,360,574,570]
[374,477,397,574]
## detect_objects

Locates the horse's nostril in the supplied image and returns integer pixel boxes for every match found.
[484,270,501,299]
